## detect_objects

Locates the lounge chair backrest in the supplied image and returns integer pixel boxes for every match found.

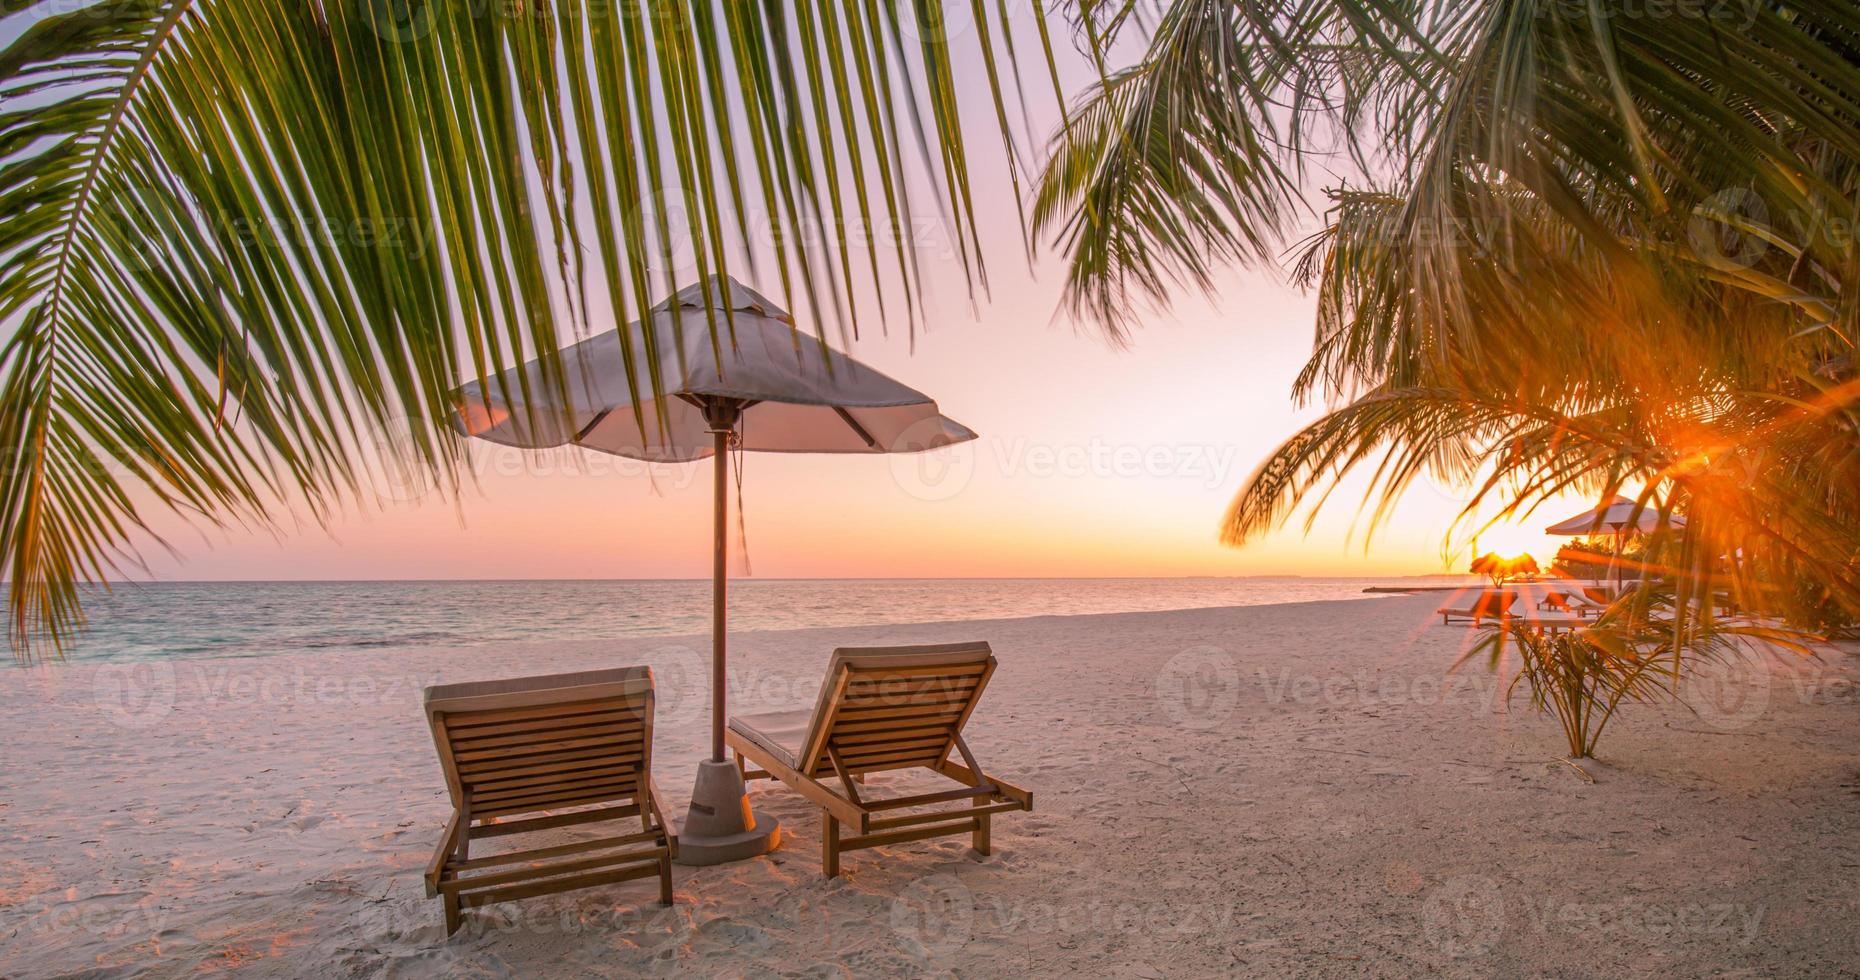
[1475,589,1516,617]
[424,666,654,822]
[795,641,995,779]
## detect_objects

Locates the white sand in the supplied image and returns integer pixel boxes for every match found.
[3,592,1857,977]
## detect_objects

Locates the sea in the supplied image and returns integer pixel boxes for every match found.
[24,577,1463,664]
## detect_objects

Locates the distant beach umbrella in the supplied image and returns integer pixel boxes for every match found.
[451,275,975,865]
[1543,496,1686,535]
[1544,496,1684,587]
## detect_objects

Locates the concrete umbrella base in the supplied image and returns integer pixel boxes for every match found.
[673,759,781,866]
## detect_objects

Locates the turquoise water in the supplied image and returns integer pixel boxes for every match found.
[28,577,1443,663]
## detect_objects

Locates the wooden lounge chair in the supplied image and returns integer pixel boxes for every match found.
[725,641,1031,877]
[423,667,676,935]
[1538,590,1604,618]
[1437,588,1517,625]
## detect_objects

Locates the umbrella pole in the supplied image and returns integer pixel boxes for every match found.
[678,397,781,864]
[711,425,728,763]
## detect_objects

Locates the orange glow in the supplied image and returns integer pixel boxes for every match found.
[121,170,1594,583]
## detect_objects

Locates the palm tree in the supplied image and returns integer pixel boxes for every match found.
[1033,1,1860,628]
[0,0,1069,659]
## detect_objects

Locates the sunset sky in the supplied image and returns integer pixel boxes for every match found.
[129,10,1592,583]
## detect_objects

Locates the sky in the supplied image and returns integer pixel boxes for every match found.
[126,8,1594,582]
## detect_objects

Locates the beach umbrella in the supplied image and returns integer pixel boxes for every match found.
[1543,496,1686,535]
[1544,496,1685,587]
[451,275,975,864]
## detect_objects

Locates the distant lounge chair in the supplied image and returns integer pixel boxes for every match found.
[423,667,675,935]
[1438,588,1518,625]
[725,642,1031,877]
[1539,590,1604,618]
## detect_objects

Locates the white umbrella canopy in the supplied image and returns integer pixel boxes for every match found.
[454,276,975,460]
[1544,496,1687,535]
[1544,495,1686,590]
[447,274,975,865]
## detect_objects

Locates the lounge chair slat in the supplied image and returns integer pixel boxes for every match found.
[842,677,979,699]
[839,687,976,709]
[463,753,643,784]
[840,819,979,852]
[453,732,639,762]
[451,720,644,751]
[471,803,641,839]
[828,747,947,772]
[847,662,989,682]
[449,708,647,739]
[833,734,953,756]
[458,745,633,776]
[829,724,958,746]
[867,800,1023,832]
[473,775,638,808]
[832,702,968,725]
[458,860,666,910]
[469,762,642,795]
[444,698,645,728]
[861,785,999,811]
[451,829,667,871]
[473,788,639,821]
[445,847,666,895]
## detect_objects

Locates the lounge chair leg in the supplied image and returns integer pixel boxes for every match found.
[659,852,675,906]
[823,811,841,878]
[443,893,462,936]
[971,788,993,856]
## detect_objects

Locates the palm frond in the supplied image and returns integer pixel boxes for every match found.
[0,0,1056,660]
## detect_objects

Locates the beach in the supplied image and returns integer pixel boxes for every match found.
[3,591,1857,977]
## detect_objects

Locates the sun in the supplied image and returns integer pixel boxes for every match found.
[1466,520,1559,567]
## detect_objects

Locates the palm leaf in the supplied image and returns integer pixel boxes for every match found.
[0,0,1058,660]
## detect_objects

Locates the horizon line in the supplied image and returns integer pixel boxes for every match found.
[63,573,1479,585]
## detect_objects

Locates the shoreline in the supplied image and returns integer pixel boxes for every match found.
[8,582,1417,669]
